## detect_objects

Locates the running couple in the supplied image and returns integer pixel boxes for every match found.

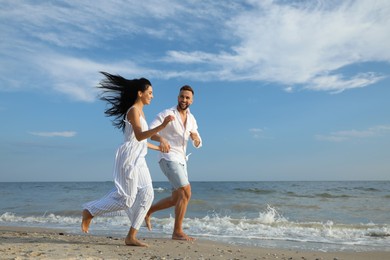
[81,72,202,247]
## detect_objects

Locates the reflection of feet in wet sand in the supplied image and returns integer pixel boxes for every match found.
[172,232,196,241]
[81,209,93,233]
[145,215,152,231]
[125,238,148,247]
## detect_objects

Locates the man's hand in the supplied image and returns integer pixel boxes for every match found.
[159,138,171,153]
[190,132,201,147]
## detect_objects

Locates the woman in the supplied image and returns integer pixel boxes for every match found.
[81,72,174,247]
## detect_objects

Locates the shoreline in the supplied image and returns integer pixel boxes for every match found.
[1,226,389,259]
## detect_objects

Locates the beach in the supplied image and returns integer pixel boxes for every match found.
[1,181,389,256]
[1,226,389,260]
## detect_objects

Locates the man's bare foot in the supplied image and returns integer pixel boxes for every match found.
[125,238,148,247]
[145,215,152,231]
[81,209,93,233]
[172,232,196,241]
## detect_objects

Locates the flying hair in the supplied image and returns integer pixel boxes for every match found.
[97,71,151,131]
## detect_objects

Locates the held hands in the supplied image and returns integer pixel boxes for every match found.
[159,138,170,153]
[190,132,201,147]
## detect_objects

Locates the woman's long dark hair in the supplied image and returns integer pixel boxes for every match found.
[98,71,151,131]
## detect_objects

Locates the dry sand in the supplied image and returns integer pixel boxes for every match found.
[0,226,389,260]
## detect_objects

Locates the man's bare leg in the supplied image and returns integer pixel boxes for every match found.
[144,215,152,231]
[145,196,176,230]
[125,227,148,247]
[81,209,93,233]
[172,185,195,241]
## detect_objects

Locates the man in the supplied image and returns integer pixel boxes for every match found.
[145,85,202,241]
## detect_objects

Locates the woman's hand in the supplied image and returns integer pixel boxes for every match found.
[159,138,171,153]
[162,115,175,127]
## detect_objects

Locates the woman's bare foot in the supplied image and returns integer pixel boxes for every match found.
[125,238,148,247]
[81,209,93,233]
[172,232,195,241]
[145,215,152,231]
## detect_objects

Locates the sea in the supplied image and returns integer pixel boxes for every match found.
[0,181,389,252]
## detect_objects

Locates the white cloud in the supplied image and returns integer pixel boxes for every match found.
[1,0,390,100]
[306,72,386,94]
[249,128,264,139]
[29,131,77,138]
[0,1,194,49]
[315,125,390,142]
[164,0,390,91]
[35,53,151,102]
[0,1,214,100]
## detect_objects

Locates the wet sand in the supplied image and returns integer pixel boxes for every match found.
[0,226,389,259]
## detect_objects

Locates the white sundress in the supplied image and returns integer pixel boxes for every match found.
[83,107,154,229]
[113,109,152,207]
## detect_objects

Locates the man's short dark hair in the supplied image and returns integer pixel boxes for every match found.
[180,85,194,95]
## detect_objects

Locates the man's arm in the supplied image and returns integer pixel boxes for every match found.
[189,114,202,148]
[190,131,201,148]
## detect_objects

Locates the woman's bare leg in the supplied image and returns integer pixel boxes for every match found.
[125,227,148,247]
[81,209,94,233]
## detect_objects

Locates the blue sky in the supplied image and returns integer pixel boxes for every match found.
[1,0,389,182]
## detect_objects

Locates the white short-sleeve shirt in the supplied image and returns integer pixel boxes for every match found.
[150,106,202,164]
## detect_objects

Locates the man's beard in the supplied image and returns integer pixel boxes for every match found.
[178,102,189,111]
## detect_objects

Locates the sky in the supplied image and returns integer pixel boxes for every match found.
[1,0,389,182]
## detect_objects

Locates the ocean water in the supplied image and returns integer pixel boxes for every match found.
[0,181,389,252]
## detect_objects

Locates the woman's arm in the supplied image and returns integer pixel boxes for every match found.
[151,134,170,153]
[147,142,160,151]
[127,108,174,142]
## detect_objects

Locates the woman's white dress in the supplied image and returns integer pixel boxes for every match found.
[83,109,154,230]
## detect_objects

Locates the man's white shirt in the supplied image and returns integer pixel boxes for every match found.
[150,106,202,164]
